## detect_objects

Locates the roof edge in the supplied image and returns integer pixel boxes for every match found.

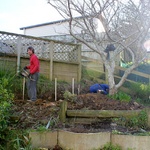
[20,16,83,30]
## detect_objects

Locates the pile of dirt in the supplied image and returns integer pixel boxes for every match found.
[68,93,143,110]
[11,99,61,129]
[11,93,144,131]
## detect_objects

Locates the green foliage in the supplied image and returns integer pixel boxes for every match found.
[0,78,14,137]
[63,90,77,102]
[0,77,32,149]
[93,142,122,150]
[2,130,32,150]
[113,110,148,129]
[101,143,121,150]
[109,91,131,103]
[36,126,48,132]
[128,110,148,129]
[130,82,150,103]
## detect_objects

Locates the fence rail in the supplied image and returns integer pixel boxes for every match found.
[82,56,150,85]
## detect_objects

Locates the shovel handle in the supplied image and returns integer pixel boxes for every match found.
[23,77,25,100]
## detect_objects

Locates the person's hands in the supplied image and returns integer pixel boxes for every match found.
[100,90,105,94]
[97,90,105,94]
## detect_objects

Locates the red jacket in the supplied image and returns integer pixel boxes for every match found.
[27,54,40,74]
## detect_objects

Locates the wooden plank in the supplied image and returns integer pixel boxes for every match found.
[67,110,142,118]
[116,66,150,78]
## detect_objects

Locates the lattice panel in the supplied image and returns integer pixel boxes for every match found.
[21,37,50,59]
[53,43,79,62]
[0,32,18,54]
[0,31,79,63]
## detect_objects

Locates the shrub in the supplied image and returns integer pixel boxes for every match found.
[109,91,131,103]
[130,82,150,103]
[63,90,77,102]
[0,78,14,147]
[113,110,148,130]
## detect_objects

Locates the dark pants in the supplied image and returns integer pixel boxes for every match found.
[27,72,39,101]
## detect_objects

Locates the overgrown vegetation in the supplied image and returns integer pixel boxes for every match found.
[0,78,33,149]
[112,110,148,133]
[130,82,150,104]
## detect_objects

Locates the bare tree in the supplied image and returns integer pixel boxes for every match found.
[48,0,150,95]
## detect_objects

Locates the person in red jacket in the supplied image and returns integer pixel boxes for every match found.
[24,46,40,102]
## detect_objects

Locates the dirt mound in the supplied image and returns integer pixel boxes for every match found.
[68,93,143,110]
[11,93,144,130]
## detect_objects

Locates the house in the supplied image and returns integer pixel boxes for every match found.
[20,18,81,42]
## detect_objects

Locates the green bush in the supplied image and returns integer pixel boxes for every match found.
[0,78,14,147]
[130,82,150,103]
[113,110,148,130]
[109,91,131,103]
[0,78,33,149]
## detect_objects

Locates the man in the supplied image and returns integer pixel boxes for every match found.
[89,83,109,95]
[24,46,40,102]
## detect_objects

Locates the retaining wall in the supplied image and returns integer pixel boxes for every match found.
[29,130,150,150]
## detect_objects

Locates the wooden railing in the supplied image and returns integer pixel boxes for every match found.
[82,58,150,85]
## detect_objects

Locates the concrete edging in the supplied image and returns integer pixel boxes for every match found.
[111,134,150,150]
[29,130,150,150]
[29,130,57,149]
[58,130,110,150]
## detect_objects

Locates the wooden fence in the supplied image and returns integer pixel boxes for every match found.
[0,31,81,82]
[82,56,150,85]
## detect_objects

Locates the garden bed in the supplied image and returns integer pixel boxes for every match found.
[12,93,146,133]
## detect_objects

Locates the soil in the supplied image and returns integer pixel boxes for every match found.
[11,92,144,132]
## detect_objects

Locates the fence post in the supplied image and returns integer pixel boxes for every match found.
[72,78,74,95]
[145,108,150,128]
[49,41,54,81]
[16,36,22,75]
[77,44,81,82]
[59,101,68,123]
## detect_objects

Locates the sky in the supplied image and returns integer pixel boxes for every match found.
[0,0,63,34]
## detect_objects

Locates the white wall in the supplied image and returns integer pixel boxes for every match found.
[23,21,82,37]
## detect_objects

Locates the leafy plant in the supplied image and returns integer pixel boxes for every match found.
[36,126,48,132]
[63,90,77,102]
[0,78,14,138]
[113,110,148,129]
[93,142,122,150]
[5,130,32,150]
[109,91,131,103]
[130,82,150,103]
